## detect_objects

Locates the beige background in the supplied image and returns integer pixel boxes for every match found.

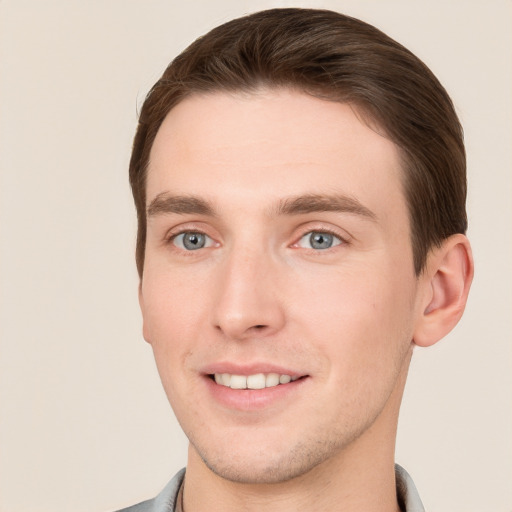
[0,1,511,511]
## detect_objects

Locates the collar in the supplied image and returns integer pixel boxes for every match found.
[395,464,425,512]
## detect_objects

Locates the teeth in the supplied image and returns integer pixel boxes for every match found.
[247,373,266,389]
[213,372,300,389]
[230,375,247,389]
[265,373,280,387]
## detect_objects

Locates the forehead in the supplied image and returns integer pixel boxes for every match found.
[147,89,405,221]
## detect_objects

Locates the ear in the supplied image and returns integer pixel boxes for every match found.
[413,234,474,347]
[138,282,152,344]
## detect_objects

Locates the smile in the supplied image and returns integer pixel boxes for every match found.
[213,373,301,389]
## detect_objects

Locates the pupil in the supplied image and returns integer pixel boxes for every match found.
[310,232,333,249]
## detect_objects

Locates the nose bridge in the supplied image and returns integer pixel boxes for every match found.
[212,238,284,339]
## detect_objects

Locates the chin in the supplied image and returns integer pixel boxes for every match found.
[190,434,348,485]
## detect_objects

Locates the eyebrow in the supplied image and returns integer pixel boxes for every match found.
[146,192,376,221]
[276,193,377,220]
[147,193,215,217]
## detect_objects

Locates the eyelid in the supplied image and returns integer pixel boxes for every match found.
[165,221,213,239]
[291,224,351,248]
[164,223,220,249]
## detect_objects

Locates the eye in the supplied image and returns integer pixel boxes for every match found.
[172,232,214,251]
[296,231,343,250]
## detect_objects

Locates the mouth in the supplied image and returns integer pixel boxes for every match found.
[204,367,309,410]
[210,372,303,390]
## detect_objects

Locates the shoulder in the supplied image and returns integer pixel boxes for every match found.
[114,468,185,512]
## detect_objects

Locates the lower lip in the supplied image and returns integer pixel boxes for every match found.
[204,375,307,411]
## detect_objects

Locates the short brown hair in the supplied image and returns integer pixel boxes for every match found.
[129,8,467,277]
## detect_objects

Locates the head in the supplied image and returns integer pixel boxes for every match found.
[130,7,467,278]
[131,8,473,486]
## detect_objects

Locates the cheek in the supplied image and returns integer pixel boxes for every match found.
[140,275,202,414]
[142,264,209,333]
[293,269,415,425]
[291,264,416,371]
[140,269,209,383]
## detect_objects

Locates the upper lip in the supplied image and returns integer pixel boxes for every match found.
[201,362,306,377]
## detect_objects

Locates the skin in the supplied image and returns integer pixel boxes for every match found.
[139,89,473,511]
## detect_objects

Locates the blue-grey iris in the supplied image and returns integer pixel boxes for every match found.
[183,232,206,250]
[310,232,334,250]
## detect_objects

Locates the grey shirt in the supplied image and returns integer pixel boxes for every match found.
[116,464,424,512]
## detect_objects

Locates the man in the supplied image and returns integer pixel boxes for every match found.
[119,8,473,512]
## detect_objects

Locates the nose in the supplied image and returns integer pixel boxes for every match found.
[211,245,286,341]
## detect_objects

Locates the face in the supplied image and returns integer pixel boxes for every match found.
[140,90,425,484]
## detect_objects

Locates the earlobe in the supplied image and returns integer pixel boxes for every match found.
[138,283,152,344]
[413,234,474,347]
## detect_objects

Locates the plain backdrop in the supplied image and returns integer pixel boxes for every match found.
[0,1,511,511]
